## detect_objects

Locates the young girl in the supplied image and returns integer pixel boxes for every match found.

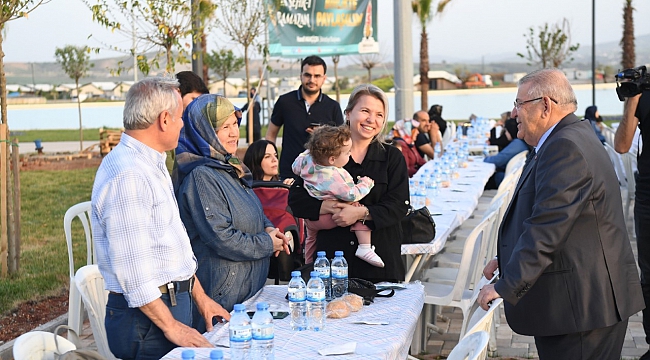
[292,125,384,267]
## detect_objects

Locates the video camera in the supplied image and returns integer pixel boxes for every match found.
[615,65,650,101]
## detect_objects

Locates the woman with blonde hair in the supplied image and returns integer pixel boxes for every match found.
[289,84,410,282]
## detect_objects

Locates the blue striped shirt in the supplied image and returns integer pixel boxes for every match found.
[91,133,197,308]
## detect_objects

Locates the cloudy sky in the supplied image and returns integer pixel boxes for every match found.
[3,0,649,65]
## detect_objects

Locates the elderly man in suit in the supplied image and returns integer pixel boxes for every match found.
[478,68,644,360]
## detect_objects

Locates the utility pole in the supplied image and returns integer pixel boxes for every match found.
[393,0,413,121]
[591,0,596,105]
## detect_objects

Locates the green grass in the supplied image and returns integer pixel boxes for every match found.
[0,168,96,314]
[9,127,276,143]
[8,129,122,143]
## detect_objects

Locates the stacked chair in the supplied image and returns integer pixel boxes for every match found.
[75,264,118,359]
[63,201,94,335]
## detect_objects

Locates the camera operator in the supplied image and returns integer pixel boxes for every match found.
[615,90,650,360]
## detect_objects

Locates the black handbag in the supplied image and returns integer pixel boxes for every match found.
[348,278,394,305]
[401,206,436,244]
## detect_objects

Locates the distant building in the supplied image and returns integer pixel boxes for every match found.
[208,77,246,97]
[414,71,462,90]
[504,73,527,83]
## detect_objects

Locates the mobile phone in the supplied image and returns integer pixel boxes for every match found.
[309,122,322,128]
[247,311,290,320]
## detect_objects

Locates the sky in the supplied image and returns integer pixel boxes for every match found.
[3,0,650,65]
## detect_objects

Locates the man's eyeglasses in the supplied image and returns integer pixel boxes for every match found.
[513,97,558,109]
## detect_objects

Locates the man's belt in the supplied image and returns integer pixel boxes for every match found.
[159,277,194,294]
[160,277,194,307]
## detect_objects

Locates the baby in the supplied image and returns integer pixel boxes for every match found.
[292,125,384,267]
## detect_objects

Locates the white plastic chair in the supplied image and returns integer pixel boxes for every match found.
[604,143,627,187]
[63,201,95,335]
[442,126,453,148]
[75,265,118,360]
[13,331,76,360]
[421,216,493,337]
[504,150,528,177]
[446,331,490,360]
[621,152,636,221]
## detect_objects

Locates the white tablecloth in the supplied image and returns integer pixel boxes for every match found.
[401,159,496,257]
[161,283,425,359]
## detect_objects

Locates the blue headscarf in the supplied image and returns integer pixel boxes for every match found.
[173,94,250,192]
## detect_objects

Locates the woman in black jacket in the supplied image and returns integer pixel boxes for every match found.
[289,84,410,283]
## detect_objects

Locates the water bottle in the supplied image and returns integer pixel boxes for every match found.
[229,304,252,360]
[314,251,332,301]
[251,302,274,359]
[307,270,327,331]
[287,270,307,331]
[456,124,463,140]
[331,251,348,298]
[483,143,490,157]
[210,349,224,360]
[182,350,195,360]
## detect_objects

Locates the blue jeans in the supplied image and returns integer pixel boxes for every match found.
[105,292,193,360]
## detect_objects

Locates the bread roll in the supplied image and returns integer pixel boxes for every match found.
[343,294,364,312]
[326,299,351,319]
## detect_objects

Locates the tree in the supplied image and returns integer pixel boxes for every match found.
[621,0,635,69]
[517,18,580,69]
[205,48,244,97]
[85,0,194,74]
[214,0,267,144]
[55,45,93,152]
[0,0,49,276]
[354,52,385,83]
[412,0,452,110]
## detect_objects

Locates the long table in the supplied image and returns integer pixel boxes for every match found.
[401,158,495,282]
[161,283,425,359]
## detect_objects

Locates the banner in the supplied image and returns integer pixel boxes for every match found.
[267,0,379,58]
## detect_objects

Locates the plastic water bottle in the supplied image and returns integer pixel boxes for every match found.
[210,349,224,360]
[307,270,327,331]
[331,251,348,298]
[483,143,490,157]
[229,303,252,360]
[182,350,195,360]
[456,125,463,140]
[251,302,274,359]
[287,270,307,331]
[314,251,332,301]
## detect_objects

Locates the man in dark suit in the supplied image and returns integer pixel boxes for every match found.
[478,68,644,360]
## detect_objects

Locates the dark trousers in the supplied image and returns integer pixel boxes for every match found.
[636,196,650,344]
[105,292,193,360]
[534,319,628,360]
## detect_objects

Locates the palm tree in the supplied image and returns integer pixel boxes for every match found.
[621,0,635,69]
[412,0,452,111]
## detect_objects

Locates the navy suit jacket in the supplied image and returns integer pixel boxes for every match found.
[494,113,644,336]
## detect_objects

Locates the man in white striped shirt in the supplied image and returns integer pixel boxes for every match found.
[91,76,230,360]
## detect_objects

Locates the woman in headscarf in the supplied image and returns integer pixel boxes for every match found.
[585,105,606,144]
[173,94,289,332]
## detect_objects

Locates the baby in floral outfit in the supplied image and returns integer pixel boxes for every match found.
[292,125,384,267]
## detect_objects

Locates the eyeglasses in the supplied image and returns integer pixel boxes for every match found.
[513,97,557,109]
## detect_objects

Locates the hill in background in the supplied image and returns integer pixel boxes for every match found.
[4,34,649,86]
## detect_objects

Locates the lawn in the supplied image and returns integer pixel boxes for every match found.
[9,126,280,143]
[0,168,95,314]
